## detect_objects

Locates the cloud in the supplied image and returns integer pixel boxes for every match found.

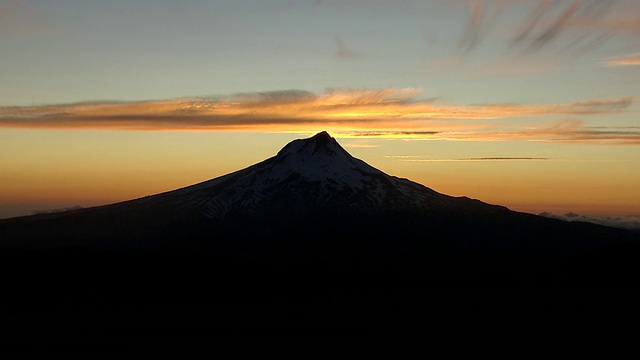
[231,89,317,103]
[385,156,552,162]
[342,143,379,149]
[560,97,635,114]
[438,157,551,161]
[539,211,640,231]
[474,120,640,145]
[477,97,635,117]
[603,52,640,67]
[443,0,640,76]
[0,0,57,37]
[517,0,586,51]
[456,0,631,54]
[31,205,84,215]
[333,35,360,60]
[553,131,640,145]
[458,0,508,54]
[340,119,640,145]
[383,155,423,159]
[510,0,553,45]
[342,131,441,138]
[0,88,637,144]
[533,121,640,145]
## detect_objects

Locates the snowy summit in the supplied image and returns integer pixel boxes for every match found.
[157,131,458,219]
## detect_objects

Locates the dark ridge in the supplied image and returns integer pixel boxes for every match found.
[312,130,332,144]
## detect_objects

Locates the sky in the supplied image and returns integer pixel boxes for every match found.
[1,0,639,226]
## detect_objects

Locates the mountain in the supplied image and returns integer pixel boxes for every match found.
[0,131,493,249]
[1,131,638,270]
[1,131,640,358]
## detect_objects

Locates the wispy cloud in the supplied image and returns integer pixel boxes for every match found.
[539,211,640,231]
[0,0,57,37]
[333,35,360,60]
[458,120,640,145]
[385,156,552,162]
[383,155,423,159]
[458,0,508,54]
[31,205,84,216]
[442,0,640,76]
[457,0,633,54]
[603,52,640,67]
[342,131,441,138]
[512,0,595,52]
[0,88,637,144]
[342,143,379,149]
[337,119,640,145]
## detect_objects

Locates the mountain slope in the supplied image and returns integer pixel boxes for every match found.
[0,131,637,273]
[0,131,502,248]
[112,130,496,218]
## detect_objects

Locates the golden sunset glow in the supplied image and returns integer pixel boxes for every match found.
[1,90,637,145]
[604,52,640,67]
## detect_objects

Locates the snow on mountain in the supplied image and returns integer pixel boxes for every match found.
[1,131,636,258]
[138,131,463,220]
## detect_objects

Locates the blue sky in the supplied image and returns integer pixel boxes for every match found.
[3,0,636,106]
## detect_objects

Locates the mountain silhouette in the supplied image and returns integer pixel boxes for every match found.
[1,131,638,277]
[1,131,639,358]
[1,131,635,254]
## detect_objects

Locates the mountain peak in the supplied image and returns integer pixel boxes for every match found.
[312,131,332,144]
[276,131,344,159]
[305,131,339,155]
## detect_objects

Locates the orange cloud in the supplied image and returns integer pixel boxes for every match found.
[603,52,640,67]
[0,89,637,144]
[456,119,640,145]
[342,119,640,145]
[384,155,552,162]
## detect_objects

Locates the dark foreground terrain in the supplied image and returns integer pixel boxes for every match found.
[2,239,640,359]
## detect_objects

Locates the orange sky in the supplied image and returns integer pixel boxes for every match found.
[1,127,638,219]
